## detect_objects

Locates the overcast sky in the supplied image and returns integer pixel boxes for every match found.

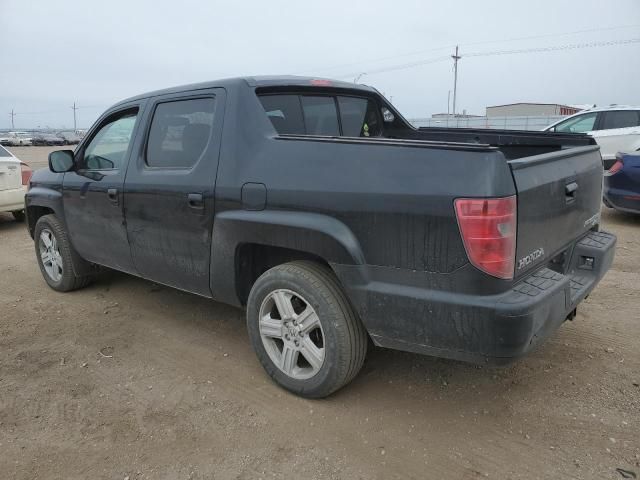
[1,0,639,129]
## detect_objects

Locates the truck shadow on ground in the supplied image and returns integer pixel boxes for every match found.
[89,267,556,406]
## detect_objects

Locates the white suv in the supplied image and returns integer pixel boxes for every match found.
[544,106,640,169]
[0,145,32,221]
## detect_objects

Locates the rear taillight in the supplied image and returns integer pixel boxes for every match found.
[607,157,624,175]
[454,196,517,279]
[20,162,32,186]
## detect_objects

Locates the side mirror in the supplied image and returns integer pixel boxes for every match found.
[49,150,75,173]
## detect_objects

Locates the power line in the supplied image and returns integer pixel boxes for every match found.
[304,23,640,76]
[336,37,640,80]
[466,37,640,58]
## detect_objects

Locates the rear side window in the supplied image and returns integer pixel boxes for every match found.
[146,97,215,168]
[258,95,305,135]
[600,110,640,130]
[300,96,340,136]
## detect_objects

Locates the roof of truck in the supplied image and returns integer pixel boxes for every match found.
[113,76,375,108]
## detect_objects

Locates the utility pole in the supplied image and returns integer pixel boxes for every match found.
[9,109,16,129]
[451,45,461,116]
[71,102,78,132]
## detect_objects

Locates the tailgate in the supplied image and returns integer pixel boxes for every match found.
[509,145,603,278]
[0,159,22,191]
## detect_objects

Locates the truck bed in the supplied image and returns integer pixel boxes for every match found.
[399,126,597,160]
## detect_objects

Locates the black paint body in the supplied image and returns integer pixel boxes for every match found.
[26,76,616,364]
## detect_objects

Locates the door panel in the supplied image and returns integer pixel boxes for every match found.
[63,105,143,272]
[124,89,225,296]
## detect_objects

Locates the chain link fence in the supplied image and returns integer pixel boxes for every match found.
[409,115,566,131]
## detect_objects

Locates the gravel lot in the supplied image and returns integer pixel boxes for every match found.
[1,146,639,479]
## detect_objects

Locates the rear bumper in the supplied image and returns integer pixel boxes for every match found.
[0,186,27,213]
[334,230,616,364]
[603,186,640,214]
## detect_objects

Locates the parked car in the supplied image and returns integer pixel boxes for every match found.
[32,133,66,146]
[0,145,32,220]
[57,131,82,145]
[544,106,640,169]
[25,76,615,398]
[603,152,640,214]
[0,131,33,146]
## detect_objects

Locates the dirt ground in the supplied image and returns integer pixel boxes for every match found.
[1,146,639,480]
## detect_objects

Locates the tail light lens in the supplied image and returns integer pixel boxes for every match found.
[20,162,33,186]
[607,157,623,175]
[454,196,517,279]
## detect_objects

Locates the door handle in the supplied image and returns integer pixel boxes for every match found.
[187,192,204,209]
[107,188,119,205]
[565,181,578,203]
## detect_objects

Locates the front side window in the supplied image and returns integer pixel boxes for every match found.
[300,96,340,136]
[553,112,597,133]
[600,110,640,130]
[146,97,215,169]
[83,110,138,170]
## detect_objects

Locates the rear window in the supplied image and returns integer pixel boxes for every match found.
[601,110,640,130]
[0,145,12,157]
[300,96,339,136]
[337,96,381,137]
[259,95,305,135]
[258,93,381,137]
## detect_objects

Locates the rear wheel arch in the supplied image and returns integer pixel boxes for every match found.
[209,210,366,306]
[235,243,333,306]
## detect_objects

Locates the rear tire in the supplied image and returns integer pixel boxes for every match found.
[246,261,367,398]
[34,214,93,292]
[12,210,25,222]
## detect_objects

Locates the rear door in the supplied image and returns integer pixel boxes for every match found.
[509,146,603,278]
[62,103,143,273]
[124,89,224,296]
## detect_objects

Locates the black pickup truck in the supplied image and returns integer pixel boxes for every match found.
[26,76,616,398]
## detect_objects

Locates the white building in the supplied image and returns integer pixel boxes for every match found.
[486,103,583,117]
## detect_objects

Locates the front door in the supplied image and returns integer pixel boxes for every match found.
[124,89,224,296]
[62,104,143,273]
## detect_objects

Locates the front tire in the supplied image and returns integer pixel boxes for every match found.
[246,261,367,398]
[34,214,93,292]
